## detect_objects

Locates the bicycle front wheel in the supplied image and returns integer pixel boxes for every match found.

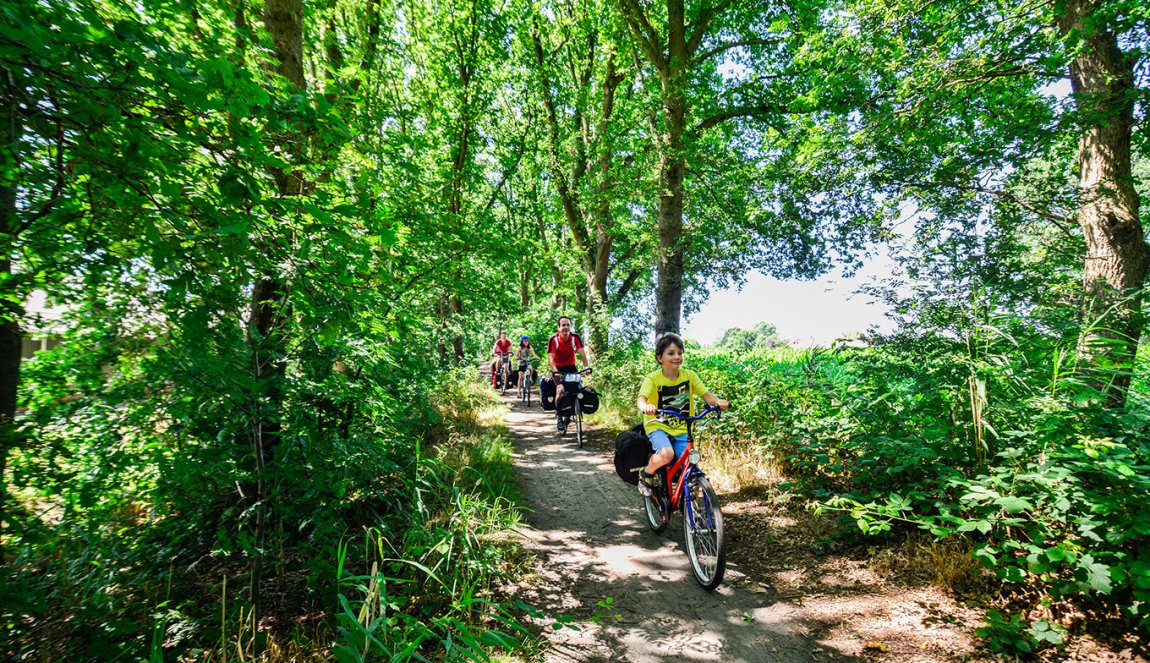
[683,475,725,590]
[642,471,668,534]
[575,410,583,448]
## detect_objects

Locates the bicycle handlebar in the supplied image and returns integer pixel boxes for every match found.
[552,366,593,379]
[653,404,723,422]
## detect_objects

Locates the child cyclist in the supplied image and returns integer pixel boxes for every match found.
[515,336,540,388]
[636,333,729,496]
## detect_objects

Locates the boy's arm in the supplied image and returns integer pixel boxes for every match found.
[637,394,656,416]
[702,392,730,410]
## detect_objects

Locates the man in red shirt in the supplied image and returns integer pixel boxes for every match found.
[490,332,513,388]
[547,315,591,432]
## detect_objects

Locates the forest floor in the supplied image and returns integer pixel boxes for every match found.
[493,391,1145,663]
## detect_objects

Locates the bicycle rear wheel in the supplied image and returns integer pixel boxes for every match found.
[642,471,668,534]
[683,474,725,590]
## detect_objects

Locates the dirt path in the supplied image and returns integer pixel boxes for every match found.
[501,393,861,663]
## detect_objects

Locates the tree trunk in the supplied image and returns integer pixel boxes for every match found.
[532,15,626,347]
[446,14,476,364]
[654,59,687,336]
[248,0,305,631]
[1058,0,1149,408]
[0,67,20,557]
[624,0,690,336]
[588,51,620,351]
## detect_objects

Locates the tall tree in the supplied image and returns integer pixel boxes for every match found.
[526,0,648,349]
[0,57,20,547]
[1056,0,1148,405]
[617,0,795,334]
[818,0,1149,406]
[247,0,307,628]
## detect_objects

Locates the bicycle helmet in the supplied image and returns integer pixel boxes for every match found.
[520,335,530,341]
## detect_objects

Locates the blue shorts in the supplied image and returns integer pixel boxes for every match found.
[649,429,689,461]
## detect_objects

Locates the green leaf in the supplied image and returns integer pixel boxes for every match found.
[994,496,1032,513]
[1078,555,1113,594]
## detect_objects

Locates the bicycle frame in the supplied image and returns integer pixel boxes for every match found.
[553,366,592,445]
[496,353,511,383]
[661,438,696,512]
[650,406,720,517]
[519,361,534,398]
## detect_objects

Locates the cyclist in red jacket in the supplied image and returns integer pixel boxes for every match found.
[547,316,591,432]
[490,332,513,388]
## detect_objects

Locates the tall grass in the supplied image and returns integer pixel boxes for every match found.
[328,369,532,662]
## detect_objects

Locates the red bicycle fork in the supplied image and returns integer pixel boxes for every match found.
[658,438,712,532]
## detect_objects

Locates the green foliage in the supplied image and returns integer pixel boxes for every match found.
[332,458,527,662]
[712,323,787,351]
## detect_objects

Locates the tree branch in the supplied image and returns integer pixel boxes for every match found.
[613,265,645,305]
[687,0,738,57]
[617,0,666,73]
[972,185,1076,236]
[906,179,1077,238]
[693,38,783,64]
[692,103,786,135]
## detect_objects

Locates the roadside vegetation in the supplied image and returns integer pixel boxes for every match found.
[4,366,533,661]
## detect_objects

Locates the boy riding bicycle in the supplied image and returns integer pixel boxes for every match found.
[636,332,729,496]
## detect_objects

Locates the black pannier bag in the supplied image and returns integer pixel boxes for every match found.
[539,376,557,411]
[614,424,652,485]
[579,386,600,414]
[556,389,579,416]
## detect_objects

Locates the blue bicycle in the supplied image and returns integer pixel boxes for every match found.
[642,405,726,590]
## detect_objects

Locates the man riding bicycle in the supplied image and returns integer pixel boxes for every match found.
[547,316,591,432]
[490,332,513,388]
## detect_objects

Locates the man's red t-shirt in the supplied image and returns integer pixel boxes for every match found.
[547,333,583,367]
[494,339,512,355]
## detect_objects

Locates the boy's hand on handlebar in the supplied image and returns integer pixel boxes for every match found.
[639,403,657,416]
[716,399,730,411]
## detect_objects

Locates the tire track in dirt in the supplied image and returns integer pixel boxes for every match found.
[500,392,861,663]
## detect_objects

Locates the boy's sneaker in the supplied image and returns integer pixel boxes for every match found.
[637,470,654,497]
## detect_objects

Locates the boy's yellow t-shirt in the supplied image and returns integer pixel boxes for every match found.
[638,367,709,436]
